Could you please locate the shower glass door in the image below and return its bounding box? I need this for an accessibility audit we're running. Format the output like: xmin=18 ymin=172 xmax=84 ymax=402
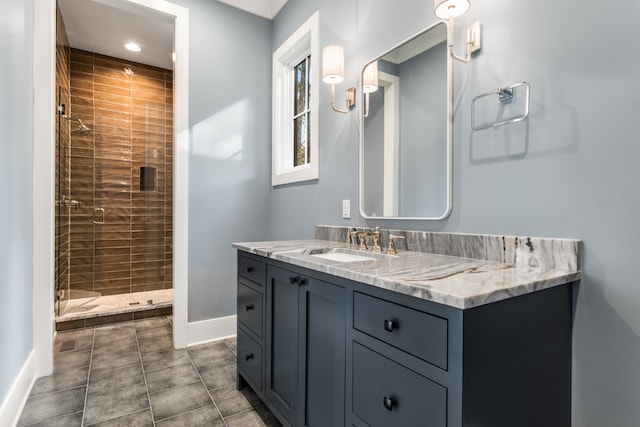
xmin=55 ymin=50 xmax=174 ymax=319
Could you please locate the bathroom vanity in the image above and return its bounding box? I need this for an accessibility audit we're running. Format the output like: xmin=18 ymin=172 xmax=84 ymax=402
xmin=234 ymin=227 xmax=580 ymax=427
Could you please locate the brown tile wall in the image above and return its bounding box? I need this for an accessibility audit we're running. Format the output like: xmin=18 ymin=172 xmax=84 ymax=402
xmin=67 ymin=48 xmax=173 ymax=299
xmin=55 ymin=6 xmax=71 ymax=315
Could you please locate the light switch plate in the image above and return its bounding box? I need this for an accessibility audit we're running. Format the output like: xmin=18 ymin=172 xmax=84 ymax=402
xmin=342 ymin=200 xmax=351 ymax=219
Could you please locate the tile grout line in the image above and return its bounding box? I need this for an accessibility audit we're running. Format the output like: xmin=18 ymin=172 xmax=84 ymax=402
xmin=79 ymin=328 xmax=96 ymax=427
xmin=134 ymin=320 xmax=157 ymax=426
xmin=185 ymin=345 xmax=230 ymax=427
xmin=220 ymin=338 xmax=243 ymax=425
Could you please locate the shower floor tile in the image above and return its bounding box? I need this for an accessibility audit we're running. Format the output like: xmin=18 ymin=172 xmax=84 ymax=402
xmin=57 ymin=289 xmax=173 ymax=321
xmin=16 ymin=317 xmax=281 ymax=427
xmin=56 ymin=289 xmax=173 ymax=331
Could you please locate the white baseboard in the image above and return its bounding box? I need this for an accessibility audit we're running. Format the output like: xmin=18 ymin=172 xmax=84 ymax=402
xmin=185 ymin=315 xmax=237 ymax=347
xmin=0 ymin=351 xmax=36 ymax=427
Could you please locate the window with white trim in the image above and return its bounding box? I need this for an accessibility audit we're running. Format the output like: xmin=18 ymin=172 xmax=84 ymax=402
xmin=272 ymin=12 xmax=319 ymax=186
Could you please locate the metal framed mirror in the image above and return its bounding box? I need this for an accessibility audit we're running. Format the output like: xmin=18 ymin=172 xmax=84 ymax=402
xmin=359 ymin=21 xmax=452 ymax=220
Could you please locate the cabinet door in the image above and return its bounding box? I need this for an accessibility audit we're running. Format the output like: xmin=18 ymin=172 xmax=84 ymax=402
xmin=266 ymin=265 xmax=301 ymax=425
xmin=299 ymin=277 xmax=346 ymax=427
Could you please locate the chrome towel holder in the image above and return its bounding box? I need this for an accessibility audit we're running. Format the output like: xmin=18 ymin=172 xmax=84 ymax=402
xmin=471 ymin=82 xmax=530 ymax=131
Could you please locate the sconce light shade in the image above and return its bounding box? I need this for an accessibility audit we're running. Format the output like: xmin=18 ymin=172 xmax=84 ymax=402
xmin=322 ymin=45 xmax=345 ymax=84
xmin=434 ymin=0 xmax=470 ymax=19
xmin=363 ymin=61 xmax=379 ymax=94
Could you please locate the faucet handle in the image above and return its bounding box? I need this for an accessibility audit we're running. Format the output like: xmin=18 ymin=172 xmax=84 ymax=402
xmin=348 ymin=229 xmax=358 ymax=245
xmin=371 ymin=231 xmax=382 ymax=253
xmin=357 ymin=232 xmax=368 ymax=251
xmin=386 ymin=234 xmax=405 ymax=255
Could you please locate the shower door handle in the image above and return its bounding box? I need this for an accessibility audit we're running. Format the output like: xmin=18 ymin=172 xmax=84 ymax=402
xmin=93 ymin=208 xmax=105 ymax=225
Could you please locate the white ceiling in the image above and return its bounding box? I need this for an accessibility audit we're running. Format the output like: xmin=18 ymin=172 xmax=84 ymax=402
xmin=58 ymin=0 xmax=288 ymax=70
xmin=218 ymin=0 xmax=289 ymax=20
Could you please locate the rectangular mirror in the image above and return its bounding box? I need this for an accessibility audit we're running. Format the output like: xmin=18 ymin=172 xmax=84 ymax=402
xmin=359 ymin=21 xmax=452 ymax=220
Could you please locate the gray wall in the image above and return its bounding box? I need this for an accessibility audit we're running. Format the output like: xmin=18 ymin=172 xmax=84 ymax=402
xmin=0 ymin=0 xmax=34 ymax=405
xmin=271 ymin=0 xmax=640 ymax=424
xmin=172 ymin=0 xmax=273 ymax=322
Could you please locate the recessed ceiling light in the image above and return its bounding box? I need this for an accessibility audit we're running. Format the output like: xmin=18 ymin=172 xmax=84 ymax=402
xmin=125 ymin=42 xmax=141 ymax=52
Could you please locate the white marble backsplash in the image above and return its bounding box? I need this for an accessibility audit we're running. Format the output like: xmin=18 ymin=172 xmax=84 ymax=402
xmin=315 ymin=225 xmax=580 ymax=271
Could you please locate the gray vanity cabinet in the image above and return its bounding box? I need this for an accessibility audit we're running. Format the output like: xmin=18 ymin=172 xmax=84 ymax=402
xmin=265 ymin=264 xmax=346 ymax=427
xmin=237 ymin=252 xmax=573 ymax=427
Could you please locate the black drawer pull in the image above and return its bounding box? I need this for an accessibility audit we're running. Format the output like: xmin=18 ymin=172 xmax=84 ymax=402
xmin=299 ymin=278 xmax=308 ymax=286
xmin=245 ymin=304 xmax=254 ymax=311
xmin=245 ymin=353 xmax=254 ymax=361
xmin=383 ymin=396 xmax=396 ymax=411
xmin=246 ymin=266 xmax=254 ymax=273
xmin=384 ymin=319 xmax=396 ymax=332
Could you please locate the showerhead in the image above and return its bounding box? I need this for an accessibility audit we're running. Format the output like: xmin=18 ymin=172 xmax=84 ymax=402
xmin=63 ymin=116 xmax=92 ymax=133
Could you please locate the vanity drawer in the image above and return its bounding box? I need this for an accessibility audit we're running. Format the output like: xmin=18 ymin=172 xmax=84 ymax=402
xmin=237 ymin=328 xmax=263 ymax=393
xmin=238 ymin=280 xmax=263 ymax=338
xmin=353 ymin=291 xmax=448 ymax=370
xmin=352 ymin=342 xmax=446 ymax=427
xmin=238 ymin=254 xmax=265 ymax=286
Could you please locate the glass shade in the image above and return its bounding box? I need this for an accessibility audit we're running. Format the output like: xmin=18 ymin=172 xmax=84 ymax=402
xmin=434 ymin=0 xmax=470 ymax=19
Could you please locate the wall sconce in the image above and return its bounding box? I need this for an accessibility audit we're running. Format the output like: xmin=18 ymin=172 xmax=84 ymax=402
xmin=362 ymin=61 xmax=378 ymax=117
xmin=434 ymin=0 xmax=481 ymax=63
xmin=322 ymin=45 xmax=356 ymax=113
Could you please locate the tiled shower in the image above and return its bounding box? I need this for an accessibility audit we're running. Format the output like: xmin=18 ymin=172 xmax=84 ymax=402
xmin=55 ymin=8 xmax=173 ymax=326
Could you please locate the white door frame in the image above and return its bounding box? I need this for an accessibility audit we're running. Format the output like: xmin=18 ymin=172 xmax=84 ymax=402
xmin=33 ymin=0 xmax=189 ymax=377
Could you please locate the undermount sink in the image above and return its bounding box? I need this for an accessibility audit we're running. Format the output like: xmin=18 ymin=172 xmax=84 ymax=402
xmin=305 ymin=247 xmax=380 ymax=263
xmin=311 ymin=251 xmax=377 ymax=263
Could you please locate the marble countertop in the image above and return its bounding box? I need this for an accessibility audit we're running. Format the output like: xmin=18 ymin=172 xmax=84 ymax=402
xmin=233 ymin=239 xmax=581 ymax=309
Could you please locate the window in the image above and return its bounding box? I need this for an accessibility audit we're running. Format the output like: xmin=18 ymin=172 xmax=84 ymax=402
xmin=272 ymin=12 xmax=319 ymax=186
xmin=293 ymin=55 xmax=311 ymax=167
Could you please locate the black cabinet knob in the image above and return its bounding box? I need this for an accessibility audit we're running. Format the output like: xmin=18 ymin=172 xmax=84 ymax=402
xmin=289 ymin=275 xmax=308 ymax=286
xmin=384 ymin=319 xmax=396 ymax=332
xmin=245 ymin=304 xmax=254 ymax=311
xmin=246 ymin=267 xmax=254 ymax=273
xmin=383 ymin=396 xmax=396 ymax=411
xmin=245 ymin=353 xmax=254 ymax=361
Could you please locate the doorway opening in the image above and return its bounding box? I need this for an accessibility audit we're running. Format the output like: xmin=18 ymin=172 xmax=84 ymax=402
xmin=55 ymin=0 xmax=176 ymax=329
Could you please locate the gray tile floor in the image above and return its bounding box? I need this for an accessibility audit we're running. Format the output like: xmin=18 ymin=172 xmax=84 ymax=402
xmin=17 ymin=317 xmax=281 ymax=426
